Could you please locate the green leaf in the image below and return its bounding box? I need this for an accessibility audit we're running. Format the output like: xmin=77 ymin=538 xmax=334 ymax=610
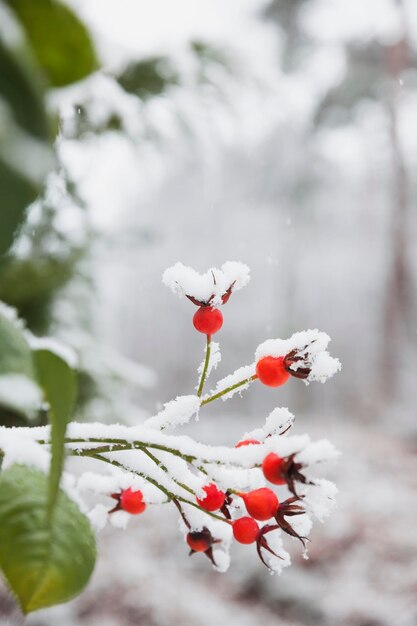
xmin=33 ymin=349 xmax=77 ymax=516
xmin=116 ymin=56 xmax=179 ymax=99
xmin=0 ymin=464 xmax=96 ymax=613
xmin=0 ymin=303 xmax=33 ymax=378
xmin=6 ymin=0 xmax=99 ymax=87
xmin=0 ymin=6 xmax=53 ymax=255
xmin=0 ymin=302 xmax=42 ymax=420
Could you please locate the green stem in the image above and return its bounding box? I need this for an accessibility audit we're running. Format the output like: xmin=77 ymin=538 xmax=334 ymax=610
xmin=139 ymin=446 xmax=196 ymax=496
xmin=71 ymin=443 xmax=197 ymax=495
xmin=197 ymin=334 xmax=211 ymax=397
xmin=200 ymin=375 xmax=258 ymax=406
xmin=88 ymin=452 xmax=228 ymax=524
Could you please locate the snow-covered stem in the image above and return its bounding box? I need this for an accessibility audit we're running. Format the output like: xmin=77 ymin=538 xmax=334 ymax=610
xmin=88 ymin=453 xmax=229 ymax=524
xmin=201 ymin=374 xmax=258 ymax=405
xmin=197 ymin=334 xmax=211 ymax=397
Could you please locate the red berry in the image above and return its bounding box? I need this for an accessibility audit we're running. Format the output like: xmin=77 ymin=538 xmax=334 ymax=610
xmin=120 ymin=488 xmax=146 ymax=515
xmin=233 ymin=517 xmax=260 ymax=544
xmin=193 ymin=306 xmax=223 ymax=335
xmin=235 ymin=439 xmax=260 ymax=448
xmin=196 ymin=483 xmax=225 ymax=511
xmin=241 ymin=488 xmax=279 ymax=521
xmin=262 ymin=452 xmax=286 ymax=485
xmin=186 ymin=530 xmax=211 ymax=552
xmin=256 ymin=356 xmax=290 ymax=387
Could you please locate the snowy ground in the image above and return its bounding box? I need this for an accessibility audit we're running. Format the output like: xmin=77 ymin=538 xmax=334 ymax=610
xmin=1 ymin=416 xmax=416 ymax=626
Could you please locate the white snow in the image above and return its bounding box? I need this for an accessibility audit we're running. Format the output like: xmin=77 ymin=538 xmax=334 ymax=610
xmin=0 ymin=301 xmax=23 ymax=326
xmin=144 ymin=395 xmax=200 ymax=429
xmin=26 ymin=334 xmax=79 ymax=368
xmin=196 ymin=341 xmax=221 ymax=384
xmin=88 ymin=503 xmax=109 ymax=531
xmin=0 ymin=375 xmax=43 ymax=420
xmin=162 ymin=261 xmax=250 ymax=305
xmin=243 ymin=407 xmax=295 ymax=441
xmin=203 ymin=363 xmax=257 ymax=402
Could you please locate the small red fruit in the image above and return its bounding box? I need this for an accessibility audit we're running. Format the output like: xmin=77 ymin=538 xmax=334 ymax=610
xmin=120 ymin=488 xmax=146 ymax=515
xmin=262 ymin=453 xmax=286 ymax=485
xmin=186 ymin=530 xmax=212 ymax=552
xmin=233 ymin=517 xmax=260 ymax=544
xmin=196 ymin=483 xmax=225 ymax=511
xmin=241 ymin=488 xmax=279 ymax=521
xmin=193 ymin=306 xmax=223 ymax=335
xmin=235 ymin=439 xmax=260 ymax=448
xmin=256 ymin=356 xmax=290 ymax=387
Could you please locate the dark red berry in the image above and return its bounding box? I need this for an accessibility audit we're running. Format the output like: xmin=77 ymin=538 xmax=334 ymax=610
xmin=196 ymin=483 xmax=225 ymax=511
xmin=186 ymin=530 xmax=212 ymax=552
xmin=241 ymin=488 xmax=279 ymax=521
xmin=235 ymin=439 xmax=260 ymax=448
xmin=262 ymin=453 xmax=287 ymax=485
xmin=256 ymin=356 xmax=290 ymax=387
xmin=233 ymin=517 xmax=260 ymax=544
xmin=120 ymin=488 xmax=146 ymax=515
xmin=193 ymin=306 xmax=223 ymax=335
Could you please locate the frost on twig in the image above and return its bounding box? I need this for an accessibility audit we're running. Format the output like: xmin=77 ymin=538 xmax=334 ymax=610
xmin=144 ymin=395 xmax=200 ymax=430
xmin=196 ymin=341 xmax=221 ymax=382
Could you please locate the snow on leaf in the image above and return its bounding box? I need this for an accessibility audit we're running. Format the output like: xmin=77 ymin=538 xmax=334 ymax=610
xmin=26 ymin=334 xmax=78 ymax=369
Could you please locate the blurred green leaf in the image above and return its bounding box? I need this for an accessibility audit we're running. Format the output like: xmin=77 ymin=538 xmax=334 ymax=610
xmin=0 ymin=300 xmax=33 ymax=380
xmin=5 ymin=0 xmax=98 ymax=87
xmin=0 ymin=16 xmax=52 ymax=255
xmin=117 ymin=56 xmax=179 ymax=99
xmin=0 ymin=464 xmax=96 ymax=613
xmin=0 ymin=302 xmax=42 ymax=419
xmin=33 ymin=349 xmax=77 ymax=516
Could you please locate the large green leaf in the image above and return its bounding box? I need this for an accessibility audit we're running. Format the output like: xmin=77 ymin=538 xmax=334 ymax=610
xmin=33 ymin=348 xmax=77 ymax=516
xmin=0 ymin=3 xmax=52 ymax=255
xmin=0 ymin=464 xmax=96 ymax=613
xmin=6 ymin=0 xmax=98 ymax=87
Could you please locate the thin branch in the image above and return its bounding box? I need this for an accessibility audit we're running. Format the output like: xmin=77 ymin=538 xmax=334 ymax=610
xmin=201 ymin=375 xmax=258 ymax=406
xmin=197 ymin=334 xmax=211 ymax=397
xmin=87 ymin=452 xmax=229 ymax=524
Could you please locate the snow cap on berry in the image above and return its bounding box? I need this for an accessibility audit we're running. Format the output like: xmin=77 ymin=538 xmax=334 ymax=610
xmin=162 ymin=261 xmax=250 ymax=306
xmin=255 ymin=330 xmax=341 ymax=384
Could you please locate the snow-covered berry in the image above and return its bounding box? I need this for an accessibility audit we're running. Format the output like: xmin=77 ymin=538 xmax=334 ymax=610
xmin=235 ymin=439 xmax=260 ymax=448
xmin=256 ymin=356 xmax=290 ymax=387
xmin=120 ymin=488 xmax=146 ymax=515
xmin=262 ymin=452 xmax=286 ymax=485
xmin=193 ymin=307 xmax=223 ymax=335
xmin=197 ymin=483 xmax=226 ymax=511
xmin=241 ymin=488 xmax=279 ymax=521
xmin=233 ymin=517 xmax=259 ymax=544
xmin=187 ymin=530 xmax=212 ymax=552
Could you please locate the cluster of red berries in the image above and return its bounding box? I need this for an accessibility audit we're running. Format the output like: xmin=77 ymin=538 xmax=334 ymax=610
xmin=108 ymin=442 xmax=308 ymax=569
xmin=185 ymin=481 xmax=306 ymax=568
xmin=185 ymin=441 xmax=308 ymax=568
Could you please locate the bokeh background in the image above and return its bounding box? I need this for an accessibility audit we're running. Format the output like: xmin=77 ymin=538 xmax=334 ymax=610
xmin=1 ymin=0 xmax=417 ymax=624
